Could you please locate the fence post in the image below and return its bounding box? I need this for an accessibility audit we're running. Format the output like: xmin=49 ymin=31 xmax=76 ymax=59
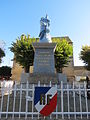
xmin=32 ymin=84 xmax=34 ymax=119
xmin=61 ymin=81 xmax=64 ymax=119
xmin=37 ymin=81 xmax=40 ymax=119
xmin=55 ymin=84 xmax=58 ymax=119
xmin=0 ymin=81 xmax=5 ymax=119
xmin=67 ymin=83 xmax=70 ymax=119
xmin=19 ymin=83 xmax=22 ymax=118
xmin=6 ymin=84 xmax=11 ymax=119
xmin=79 ymin=83 xmax=82 ymax=119
xmin=12 ymin=81 xmax=16 ymax=119
xmin=73 ymin=82 xmax=76 ymax=119
xmin=50 ymin=81 xmax=52 ymax=119
xmin=25 ymin=81 xmax=28 ymax=119
xmin=44 ymin=83 xmax=46 ymax=120
xmin=84 ymin=81 xmax=88 ymax=119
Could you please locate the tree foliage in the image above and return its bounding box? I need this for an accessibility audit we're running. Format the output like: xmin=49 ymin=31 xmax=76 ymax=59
xmin=0 ymin=66 xmax=12 ymax=79
xmin=0 ymin=48 xmax=5 ymax=63
xmin=54 ymin=39 xmax=73 ymax=73
xmin=80 ymin=45 xmax=90 ymax=70
xmin=10 ymin=34 xmax=35 ymax=73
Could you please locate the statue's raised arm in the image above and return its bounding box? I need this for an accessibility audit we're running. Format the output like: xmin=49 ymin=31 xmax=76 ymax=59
xmin=39 ymin=15 xmax=52 ymax=43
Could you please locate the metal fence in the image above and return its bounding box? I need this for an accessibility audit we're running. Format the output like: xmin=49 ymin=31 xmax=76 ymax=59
xmin=0 ymin=81 xmax=90 ymax=119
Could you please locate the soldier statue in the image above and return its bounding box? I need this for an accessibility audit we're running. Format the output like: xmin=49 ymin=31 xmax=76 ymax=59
xmin=39 ymin=15 xmax=52 ymax=43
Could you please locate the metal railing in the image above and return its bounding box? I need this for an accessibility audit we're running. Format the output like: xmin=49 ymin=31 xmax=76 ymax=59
xmin=0 ymin=81 xmax=90 ymax=119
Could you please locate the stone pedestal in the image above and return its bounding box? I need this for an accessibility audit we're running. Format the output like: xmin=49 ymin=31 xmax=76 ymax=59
xmin=21 ymin=42 xmax=58 ymax=84
xmin=33 ymin=43 xmax=56 ymax=74
xmin=21 ymin=73 xmax=58 ymax=84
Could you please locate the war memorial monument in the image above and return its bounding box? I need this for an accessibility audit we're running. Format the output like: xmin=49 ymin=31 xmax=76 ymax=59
xmin=33 ymin=15 xmax=56 ymax=74
xmin=21 ymin=15 xmax=59 ymax=83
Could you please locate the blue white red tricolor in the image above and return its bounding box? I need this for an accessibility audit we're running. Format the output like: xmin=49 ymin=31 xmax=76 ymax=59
xmin=34 ymin=86 xmax=57 ymax=116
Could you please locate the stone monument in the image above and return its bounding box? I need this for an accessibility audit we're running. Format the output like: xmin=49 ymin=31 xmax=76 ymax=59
xmin=33 ymin=15 xmax=56 ymax=74
xmin=21 ymin=15 xmax=58 ymax=84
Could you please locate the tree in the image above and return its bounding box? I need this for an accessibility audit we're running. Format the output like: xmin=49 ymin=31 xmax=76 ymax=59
xmin=0 ymin=66 xmax=12 ymax=79
xmin=0 ymin=48 xmax=5 ymax=63
xmin=10 ymin=34 xmax=34 ymax=73
xmin=80 ymin=45 xmax=90 ymax=70
xmin=54 ymin=39 xmax=73 ymax=73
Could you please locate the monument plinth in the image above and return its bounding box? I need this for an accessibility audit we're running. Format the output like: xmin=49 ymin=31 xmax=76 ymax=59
xmin=33 ymin=43 xmax=56 ymax=74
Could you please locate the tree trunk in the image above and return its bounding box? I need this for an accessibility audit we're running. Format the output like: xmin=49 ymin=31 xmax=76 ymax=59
xmin=24 ymin=66 xmax=30 ymax=73
xmin=56 ymin=67 xmax=63 ymax=73
xmin=60 ymin=67 xmax=63 ymax=73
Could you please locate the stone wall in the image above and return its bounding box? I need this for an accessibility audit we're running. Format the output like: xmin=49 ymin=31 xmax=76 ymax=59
xmin=74 ymin=66 xmax=90 ymax=77
xmin=11 ymin=62 xmax=23 ymax=81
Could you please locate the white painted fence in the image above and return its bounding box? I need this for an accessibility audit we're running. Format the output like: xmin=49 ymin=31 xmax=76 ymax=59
xmin=0 ymin=81 xmax=90 ymax=119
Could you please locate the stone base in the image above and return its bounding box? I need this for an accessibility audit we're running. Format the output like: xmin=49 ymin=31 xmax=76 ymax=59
xmin=21 ymin=73 xmax=58 ymax=84
xmin=57 ymin=73 xmax=67 ymax=83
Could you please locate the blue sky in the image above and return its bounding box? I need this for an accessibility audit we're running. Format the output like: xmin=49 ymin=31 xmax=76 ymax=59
xmin=0 ymin=0 xmax=90 ymax=67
